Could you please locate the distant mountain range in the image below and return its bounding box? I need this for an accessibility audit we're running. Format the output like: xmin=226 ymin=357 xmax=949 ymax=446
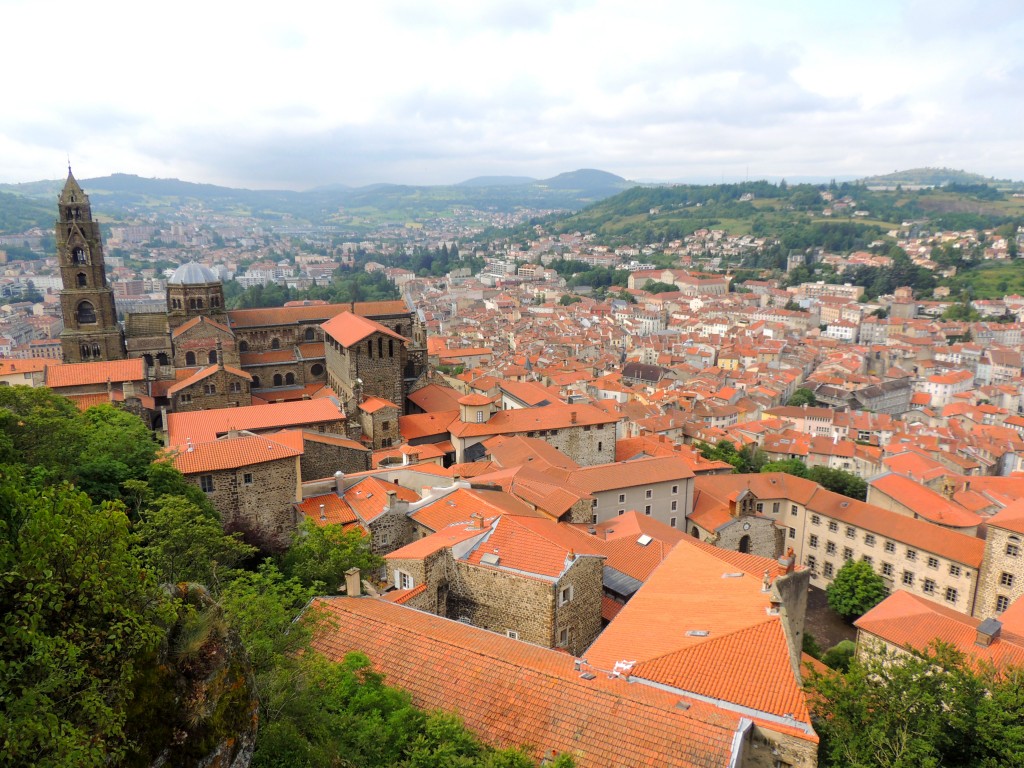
xmin=857 ymin=167 xmax=1019 ymax=188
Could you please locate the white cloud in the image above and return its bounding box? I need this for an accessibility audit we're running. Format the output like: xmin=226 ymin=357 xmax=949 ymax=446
xmin=2 ymin=0 xmax=1022 ymax=187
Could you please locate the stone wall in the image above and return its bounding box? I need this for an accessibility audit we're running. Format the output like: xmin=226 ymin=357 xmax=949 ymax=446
xmin=738 ymin=724 xmax=818 ymax=768
xmin=713 ymin=516 xmax=784 ymax=559
xmin=299 ymin=436 xmax=371 ymax=480
xmin=974 ymin=525 xmax=1024 ymax=619
xmin=544 ymin=423 xmax=616 ymax=466
xmin=172 ymin=321 xmax=236 ymax=369
xmin=552 ymin=556 xmax=605 ymax=656
xmin=447 ymin=563 xmax=556 ymax=648
xmin=188 ymin=455 xmax=299 ymax=552
xmin=172 ymin=368 xmax=252 ymax=412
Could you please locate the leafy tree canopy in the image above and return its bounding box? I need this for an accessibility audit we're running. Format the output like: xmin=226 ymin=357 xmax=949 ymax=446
xmin=826 ymin=560 xmax=888 ymax=622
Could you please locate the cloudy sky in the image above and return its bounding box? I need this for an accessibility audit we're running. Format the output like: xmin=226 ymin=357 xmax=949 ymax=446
xmin=2 ymin=0 xmax=1022 ymax=189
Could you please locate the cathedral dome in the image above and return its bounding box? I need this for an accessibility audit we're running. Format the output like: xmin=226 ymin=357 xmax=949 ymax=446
xmin=168 ymin=262 xmax=219 ymax=285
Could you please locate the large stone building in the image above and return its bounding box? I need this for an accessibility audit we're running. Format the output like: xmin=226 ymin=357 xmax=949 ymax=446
xmin=52 ymin=176 xmax=425 ymax=424
xmin=56 ymin=170 xmax=126 ymax=363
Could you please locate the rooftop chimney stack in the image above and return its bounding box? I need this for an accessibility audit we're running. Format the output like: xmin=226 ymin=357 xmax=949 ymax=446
xmin=570 ymin=410 xmax=578 ymax=424
xmin=319 ymin=503 xmax=326 ymax=523
xmin=344 ymin=567 xmax=361 ymax=597
xmin=334 ymin=470 xmax=345 ymax=497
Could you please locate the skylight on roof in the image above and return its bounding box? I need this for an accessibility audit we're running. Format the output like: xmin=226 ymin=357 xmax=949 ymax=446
xmin=637 ymin=534 xmax=653 ymax=546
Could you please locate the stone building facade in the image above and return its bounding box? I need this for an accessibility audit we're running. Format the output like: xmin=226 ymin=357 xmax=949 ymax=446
xmin=56 ymin=170 xmax=126 ymax=363
xmin=168 ymin=364 xmax=253 ymax=412
xmin=298 ymin=432 xmax=372 ymax=479
xmin=388 ymin=545 xmax=604 ymax=657
xmin=973 ymin=505 xmax=1024 ymax=619
xmin=174 ymin=432 xmax=303 ymax=552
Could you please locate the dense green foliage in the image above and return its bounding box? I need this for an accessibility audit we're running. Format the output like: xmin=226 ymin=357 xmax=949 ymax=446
xmin=807 ymin=642 xmax=1024 ymax=768
xmin=759 ymin=460 xmax=867 ymax=501
xmin=787 ymin=388 xmax=818 ymax=407
xmin=825 ymin=560 xmax=888 ymax=621
xmin=0 ymin=387 xmax=568 ymax=767
xmin=229 ymin=269 xmax=399 ymax=309
xmin=695 ymin=440 xmax=765 ymax=473
xmin=0 ymin=472 xmax=172 ymax=766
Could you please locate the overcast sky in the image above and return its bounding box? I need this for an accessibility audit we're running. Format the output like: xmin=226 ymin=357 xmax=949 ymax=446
xmin=2 ymin=0 xmax=1021 ymax=189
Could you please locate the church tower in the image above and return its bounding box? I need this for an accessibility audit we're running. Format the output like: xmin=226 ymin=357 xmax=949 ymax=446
xmin=57 ymin=169 xmax=126 ymax=363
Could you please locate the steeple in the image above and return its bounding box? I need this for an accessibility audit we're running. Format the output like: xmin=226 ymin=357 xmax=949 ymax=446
xmin=57 ymin=168 xmax=126 ymax=363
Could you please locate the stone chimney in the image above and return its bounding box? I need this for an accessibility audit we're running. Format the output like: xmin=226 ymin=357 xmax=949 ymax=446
xmin=334 ymin=470 xmax=345 ymax=497
xmin=570 ymin=410 xmax=578 ymax=424
xmin=469 ymin=512 xmax=484 ymax=529
xmin=344 ymin=567 xmax=361 ymax=597
xmin=976 ymin=618 xmax=1001 ymax=647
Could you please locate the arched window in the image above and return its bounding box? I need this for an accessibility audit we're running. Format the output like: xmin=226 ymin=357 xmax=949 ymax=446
xmin=157 ymin=353 xmax=169 ymax=366
xmin=366 ymin=339 xmax=373 ymax=359
xmin=76 ymin=301 xmax=96 ymax=324
xmin=395 ymin=324 xmax=403 ymax=337
xmin=310 ymin=363 xmax=324 ymax=377
xmin=208 ymin=350 xmax=217 ymax=365
xmin=239 ymin=340 xmax=249 ymax=352
xmin=71 ymin=247 xmax=86 ymax=264
xmin=691 ymin=526 xmax=700 ymax=538
xmin=189 ymin=298 xmax=197 ymax=310
xmin=251 ymin=376 xmax=261 ymax=388
xmin=285 ymin=372 xmax=295 ymax=385
xmin=738 ymin=535 xmax=751 ymax=554
xmin=271 ymin=338 xmax=281 ymax=350
xmin=378 ymin=337 xmax=383 ymax=357
xmin=273 ymin=374 xmax=283 ymax=387
xmin=304 ymin=327 xmax=315 ymax=342
xmin=92 ymin=344 xmax=101 ymax=358
xmin=80 ymin=344 xmax=91 ymax=359
xmin=143 ymin=354 xmax=154 ymax=367
xmin=196 ymin=297 xmax=204 ymax=309
xmin=76 ymin=272 xmax=87 ymax=287
xmin=388 ymin=339 xmax=394 ymax=357
xmin=185 ymin=351 xmax=196 ymax=366
xmin=211 ymin=296 xmax=220 ymax=307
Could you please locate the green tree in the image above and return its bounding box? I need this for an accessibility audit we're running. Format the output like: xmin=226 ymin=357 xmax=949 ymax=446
xmin=806 ymin=466 xmax=868 ymax=501
xmin=761 ymin=459 xmax=809 ymax=478
xmin=826 ymin=560 xmax=887 ymax=621
xmin=558 ymin=294 xmax=581 ymax=306
xmin=279 ymin=519 xmax=383 ymax=594
xmin=641 ymin=280 xmax=678 ymax=294
xmin=787 ymin=388 xmax=818 ymax=407
xmin=133 ymin=494 xmax=256 ymax=586
xmin=807 ymin=641 xmax=1024 ymax=768
xmin=0 ymin=471 xmax=171 ymax=766
xmin=820 ymin=640 xmax=856 ymax=672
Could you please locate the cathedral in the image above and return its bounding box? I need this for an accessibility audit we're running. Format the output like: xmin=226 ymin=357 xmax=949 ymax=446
xmin=55 ymin=170 xmax=427 ymax=436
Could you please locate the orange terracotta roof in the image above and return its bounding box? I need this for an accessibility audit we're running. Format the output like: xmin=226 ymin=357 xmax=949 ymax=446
xmin=987 ymin=498 xmax=1024 ymax=535
xmin=387 ymin=521 xmax=491 ymax=559
xmin=295 ymin=492 xmax=359 ymax=528
xmin=227 ymin=300 xmax=408 ymax=329
xmin=344 ymin=476 xmax=420 ymax=524
xmin=856 ymin=590 xmax=1024 ymax=669
xmin=170 ymin=430 xmax=303 ymax=474
xmin=308 ymin=596 xmax=741 ymax=767
xmin=567 ymin=455 xmax=695 ymax=493
xmin=449 ymin=402 xmax=618 ymax=438
xmin=586 ymin=537 xmax=814 ymax=732
xmin=0 ymin=358 xmax=48 ymax=374
xmin=66 ymin=391 xmax=118 ymax=411
xmin=44 ymin=358 xmax=146 ymax=388
xmin=295 ymin=342 xmax=325 ymax=359
xmin=359 ymin=396 xmax=398 ymax=413
xmin=399 ymin=410 xmax=458 ymax=440
xmin=167 ymin=364 xmax=251 ymax=395
xmin=166 ymin=398 xmax=344 ymax=447
xmin=870 ymin=473 xmax=981 ymax=529
xmin=407 ymin=383 xmax=463 ymax=413
xmin=170 ymin=315 xmax=232 ymax=338
xmin=321 ymin=311 xmax=407 ymax=348
xmin=382 ymin=584 xmax=427 ymax=604
xmin=457 ymin=393 xmax=494 ymax=406
xmin=410 ymin=487 xmax=541 ymax=533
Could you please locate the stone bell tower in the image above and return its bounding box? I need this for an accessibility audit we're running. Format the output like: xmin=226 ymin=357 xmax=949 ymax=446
xmin=57 ymin=168 xmax=126 ymax=363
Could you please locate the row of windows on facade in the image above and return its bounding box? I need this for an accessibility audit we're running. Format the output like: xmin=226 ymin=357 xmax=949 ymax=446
xmin=804 ymin=553 xmax=965 ymax=605
xmin=594 ymin=485 xmax=681 ymax=507
xmin=235 ymin=329 xmax=318 ymax=352
xmin=595 ymin=511 xmax=679 ymax=528
xmin=807 ymin=529 xmax=971 ymax=576
xmin=170 ymin=296 xmax=221 ymax=309
xmin=179 ymin=381 xmax=246 ymax=403
xmin=200 ymin=472 xmax=253 ymax=492
xmin=248 ymin=366 xmax=324 ymax=389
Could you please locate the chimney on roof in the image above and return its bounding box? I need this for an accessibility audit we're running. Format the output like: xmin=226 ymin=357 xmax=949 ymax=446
xmin=344 ymin=567 xmax=361 ymax=597
xmin=334 ymin=470 xmax=345 ymax=498
xmin=778 ymin=548 xmax=796 ymax=575
xmin=570 ymin=410 xmax=577 ymax=424
xmin=386 ymin=489 xmax=397 ymax=510
xmin=470 ymin=512 xmax=484 ymax=529
xmin=976 ymin=617 xmax=1002 ymax=647
xmin=319 ymin=503 xmax=326 ymax=523
xmin=762 ymin=570 xmax=771 ymax=592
